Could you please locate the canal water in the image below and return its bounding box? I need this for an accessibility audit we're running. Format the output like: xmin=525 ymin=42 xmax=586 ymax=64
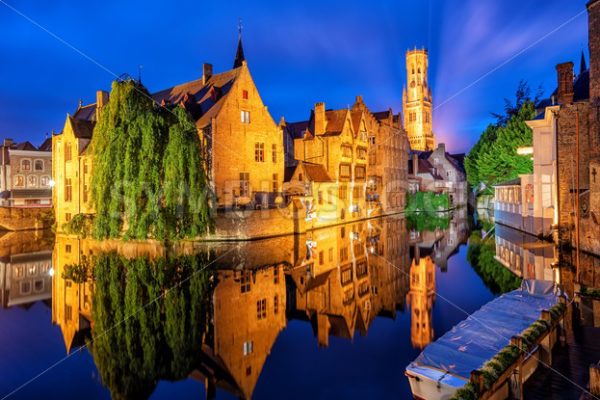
xmin=0 ymin=209 xmax=589 ymax=399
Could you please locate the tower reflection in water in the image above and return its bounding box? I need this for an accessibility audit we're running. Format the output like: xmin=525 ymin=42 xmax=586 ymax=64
xmin=52 ymin=214 xmax=468 ymax=399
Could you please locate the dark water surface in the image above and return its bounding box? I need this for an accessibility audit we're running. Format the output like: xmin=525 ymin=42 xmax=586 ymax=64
xmin=0 ymin=212 xmax=507 ymax=399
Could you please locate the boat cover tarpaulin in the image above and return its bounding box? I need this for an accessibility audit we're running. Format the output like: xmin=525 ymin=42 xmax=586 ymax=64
xmin=409 ymin=279 xmax=560 ymax=380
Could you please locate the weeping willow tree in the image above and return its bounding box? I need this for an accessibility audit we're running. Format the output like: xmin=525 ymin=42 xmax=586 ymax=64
xmin=90 ymin=252 xmax=213 ymax=399
xmin=90 ymin=79 xmax=212 ymax=241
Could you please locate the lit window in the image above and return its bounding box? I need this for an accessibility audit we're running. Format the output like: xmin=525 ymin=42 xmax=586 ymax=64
xmin=27 ymin=175 xmax=38 ymax=188
xmin=13 ymin=175 xmax=25 ymax=188
xmin=272 ymin=144 xmax=277 ymax=163
xmin=241 ymin=110 xmax=250 ymax=124
xmin=243 ymin=341 xmax=253 ymax=356
xmin=65 ymin=178 xmax=72 ymax=202
xmin=40 ymin=175 xmax=51 ymax=186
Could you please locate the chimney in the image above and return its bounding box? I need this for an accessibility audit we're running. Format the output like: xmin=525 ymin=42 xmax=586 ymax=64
xmin=314 ymin=102 xmax=326 ymax=135
xmin=412 ymin=154 xmax=419 ymax=176
xmin=438 ymin=143 xmax=446 ymax=154
xmin=589 ymin=0 xmax=600 ymax=101
xmin=3 ymin=138 xmax=13 ymax=147
xmin=202 ymin=63 xmax=213 ymax=85
xmin=556 ymin=62 xmax=574 ymax=104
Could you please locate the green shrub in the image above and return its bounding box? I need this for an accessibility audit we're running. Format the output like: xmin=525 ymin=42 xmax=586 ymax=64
xmin=406 ymin=192 xmax=450 ymax=212
xmin=62 ymin=213 xmax=94 ymax=237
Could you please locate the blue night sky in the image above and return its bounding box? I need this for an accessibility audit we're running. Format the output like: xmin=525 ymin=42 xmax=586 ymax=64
xmin=0 ymin=0 xmax=590 ymax=154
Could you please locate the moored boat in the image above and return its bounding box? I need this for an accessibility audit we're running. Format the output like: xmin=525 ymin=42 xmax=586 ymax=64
xmin=405 ymin=280 xmax=561 ymax=400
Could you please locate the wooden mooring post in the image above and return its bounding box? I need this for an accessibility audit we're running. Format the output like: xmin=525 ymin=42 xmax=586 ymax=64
xmin=591 ymin=362 xmax=600 ymax=396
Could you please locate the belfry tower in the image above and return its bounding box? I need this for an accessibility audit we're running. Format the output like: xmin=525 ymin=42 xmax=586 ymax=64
xmin=403 ymin=48 xmax=435 ymax=151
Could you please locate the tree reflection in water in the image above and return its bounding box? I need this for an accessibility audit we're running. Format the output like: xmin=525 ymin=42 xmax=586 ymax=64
xmin=90 ymin=253 xmax=213 ymax=399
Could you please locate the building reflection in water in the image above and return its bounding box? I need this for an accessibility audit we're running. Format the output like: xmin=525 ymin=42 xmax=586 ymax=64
xmin=0 ymin=231 xmax=53 ymax=309
xmin=494 ymin=224 xmax=557 ymax=282
xmin=51 ymin=213 xmax=468 ymax=399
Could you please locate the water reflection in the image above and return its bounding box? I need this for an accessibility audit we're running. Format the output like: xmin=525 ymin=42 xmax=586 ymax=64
xmin=0 ymin=212 xmax=477 ymax=399
xmin=0 ymin=231 xmax=53 ymax=309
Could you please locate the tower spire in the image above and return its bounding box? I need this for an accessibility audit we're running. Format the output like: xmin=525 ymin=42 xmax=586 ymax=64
xmin=580 ymin=50 xmax=588 ymax=75
xmin=233 ymin=18 xmax=246 ymax=68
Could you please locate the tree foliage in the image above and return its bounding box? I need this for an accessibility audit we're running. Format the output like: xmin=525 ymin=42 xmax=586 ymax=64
xmin=90 ymin=252 xmax=213 ymax=399
xmin=465 ymin=81 xmax=537 ymax=193
xmin=89 ymin=79 xmax=212 ymax=241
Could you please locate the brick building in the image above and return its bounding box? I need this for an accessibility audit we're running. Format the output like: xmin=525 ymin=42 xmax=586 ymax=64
xmin=403 ymin=48 xmax=435 ymax=151
xmin=0 ymin=138 xmax=52 ymax=207
xmin=53 ymin=35 xmax=284 ymax=229
xmin=528 ymin=0 xmax=600 ymax=255
xmin=284 ymin=96 xmax=408 ymax=221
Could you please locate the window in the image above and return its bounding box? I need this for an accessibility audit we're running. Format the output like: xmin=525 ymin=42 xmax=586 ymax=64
xmin=65 ymin=143 xmax=72 ymax=161
xmin=340 ymin=247 xmax=349 ymax=262
xmin=318 ymin=191 xmax=323 ymax=205
xmin=242 ymin=90 xmax=249 ymax=100
xmin=369 ymin=136 xmax=376 ymax=146
xmin=241 ymin=110 xmax=250 ymax=124
xmin=256 ymin=299 xmax=267 ymax=320
xmin=20 ymin=281 xmax=31 ymax=295
xmin=13 ymin=175 xmax=25 ymax=187
xmin=83 ymin=160 xmax=88 ymax=174
xmin=338 ymin=185 xmax=347 ymax=201
xmin=319 ymin=251 xmax=324 ymax=265
xmin=21 ymin=159 xmax=31 ymax=171
xmin=339 ymin=164 xmax=351 ymax=179
xmin=341 ymin=227 xmax=346 ymax=238
xmin=34 ymin=159 xmax=44 ymax=171
xmin=355 ymin=166 xmax=366 ymax=180
xmin=246 ymin=367 xmax=252 ymax=376
xmin=83 ymin=184 xmax=89 ymax=203
xmin=65 ymin=213 xmax=71 ymax=222
xmin=243 ymin=341 xmax=253 ymax=356
xmin=341 ymin=145 xmax=352 ymax=158
xmin=274 ymin=295 xmax=279 ymax=314
xmin=65 ymin=244 xmax=72 ymax=253
xmin=328 ymin=248 xmax=334 ymax=262
xmin=341 ymin=268 xmax=352 ymax=285
xmin=357 ymin=147 xmax=367 ymax=160
xmin=274 ymin=268 xmax=279 ymax=284
xmin=327 ymin=188 xmax=333 ymax=205
xmin=65 ymin=178 xmax=72 ymax=202
xmin=272 ymin=173 xmax=279 ymax=193
xmin=272 ymin=144 xmax=277 ymax=163
xmin=40 ymin=175 xmax=50 ymax=187
xmin=239 ymin=172 xmax=250 ymax=197
xmin=241 ymin=272 xmax=251 ymax=293
xmin=27 ymin=175 xmax=38 ymax=188
xmin=254 ymin=142 xmax=264 ymax=162
xmin=65 ymin=305 xmax=72 ymax=321
xmin=525 ymin=184 xmax=534 ymax=204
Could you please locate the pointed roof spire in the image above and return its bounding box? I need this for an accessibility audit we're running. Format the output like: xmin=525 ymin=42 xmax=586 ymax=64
xmin=580 ymin=50 xmax=588 ymax=75
xmin=233 ymin=18 xmax=246 ymax=68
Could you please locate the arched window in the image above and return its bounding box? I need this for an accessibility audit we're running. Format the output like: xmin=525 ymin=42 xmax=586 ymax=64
xmin=34 ymin=159 xmax=44 ymax=171
xmin=21 ymin=159 xmax=31 ymax=171
xmin=27 ymin=175 xmax=38 ymax=188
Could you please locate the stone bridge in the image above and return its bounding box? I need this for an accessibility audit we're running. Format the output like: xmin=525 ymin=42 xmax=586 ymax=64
xmin=0 ymin=207 xmax=54 ymax=231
